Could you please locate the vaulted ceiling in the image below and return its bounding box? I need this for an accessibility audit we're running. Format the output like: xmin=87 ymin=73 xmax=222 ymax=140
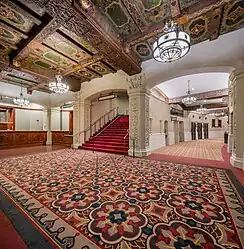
xmin=0 ymin=0 xmax=243 ymax=93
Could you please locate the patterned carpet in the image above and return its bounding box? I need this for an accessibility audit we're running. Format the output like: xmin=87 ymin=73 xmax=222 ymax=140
xmin=154 ymin=140 xmax=224 ymax=161
xmin=0 ymin=149 xmax=243 ymax=249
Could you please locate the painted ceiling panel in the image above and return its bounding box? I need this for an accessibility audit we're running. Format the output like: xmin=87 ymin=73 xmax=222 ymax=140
xmin=219 ymin=0 xmax=244 ymax=35
xmin=0 ymin=2 xmax=35 ymax=33
xmin=0 ymin=22 xmax=24 ymax=45
xmin=58 ymin=27 xmax=98 ymax=54
xmin=43 ymin=32 xmax=91 ymax=63
xmin=29 ymin=42 xmax=77 ymax=69
xmin=87 ymin=61 xmax=115 ymax=75
xmin=91 ymin=0 xmax=139 ymax=36
xmin=76 ymin=67 xmax=100 ymax=80
xmin=138 ymin=0 xmax=172 ymax=23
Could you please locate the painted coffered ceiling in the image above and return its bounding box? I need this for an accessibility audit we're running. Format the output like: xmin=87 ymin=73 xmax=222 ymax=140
xmin=0 ymin=0 xmax=243 ymax=94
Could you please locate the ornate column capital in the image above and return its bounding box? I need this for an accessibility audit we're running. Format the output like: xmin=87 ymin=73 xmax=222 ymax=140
xmin=126 ymin=73 xmax=151 ymax=95
xmin=230 ymin=68 xmax=244 ymax=82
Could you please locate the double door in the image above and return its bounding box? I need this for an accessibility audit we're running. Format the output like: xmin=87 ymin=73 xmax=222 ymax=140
xmin=191 ymin=122 xmax=209 ymax=140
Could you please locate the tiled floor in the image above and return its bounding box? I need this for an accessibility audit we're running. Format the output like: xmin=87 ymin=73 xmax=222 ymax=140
xmin=153 ymin=139 xmax=224 ymax=161
xmin=149 ymin=141 xmax=244 ymax=185
xmin=0 ymin=145 xmax=68 ymax=159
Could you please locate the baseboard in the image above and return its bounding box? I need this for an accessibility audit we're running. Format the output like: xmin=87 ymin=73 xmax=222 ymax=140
xmin=128 ymin=148 xmax=151 ymax=157
xmin=230 ymin=155 xmax=243 ymax=170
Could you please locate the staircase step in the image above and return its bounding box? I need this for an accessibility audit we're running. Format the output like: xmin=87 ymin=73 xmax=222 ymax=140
xmin=91 ymin=138 xmax=128 ymax=143
xmin=79 ymin=114 xmax=129 ymax=155
xmin=80 ymin=146 xmax=128 ymax=155
xmin=87 ymin=140 xmax=128 ymax=146
xmin=82 ymin=143 xmax=128 ymax=150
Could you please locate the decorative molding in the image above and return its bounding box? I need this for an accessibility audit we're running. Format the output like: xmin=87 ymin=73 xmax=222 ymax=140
xmin=127 ymin=73 xmax=146 ymax=90
xmin=169 ymin=88 xmax=229 ymax=103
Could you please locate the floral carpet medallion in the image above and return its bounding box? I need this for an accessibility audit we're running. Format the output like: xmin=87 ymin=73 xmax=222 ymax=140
xmin=0 ymin=149 xmax=243 ymax=249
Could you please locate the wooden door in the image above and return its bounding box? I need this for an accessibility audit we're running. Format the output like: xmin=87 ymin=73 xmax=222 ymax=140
xmin=191 ymin=122 xmax=196 ymax=140
xmin=203 ymin=123 xmax=209 ymax=139
xmin=197 ymin=123 xmax=203 ymax=139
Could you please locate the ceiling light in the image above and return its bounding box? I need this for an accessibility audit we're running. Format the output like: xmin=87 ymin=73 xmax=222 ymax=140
xmin=13 ymin=84 xmax=29 ymax=106
xmin=196 ymin=105 xmax=207 ymax=113
xmin=153 ymin=21 xmax=191 ymax=63
xmin=98 ymin=94 xmax=116 ymax=101
xmin=182 ymin=80 xmax=196 ymax=105
xmin=49 ymin=75 xmax=69 ymax=94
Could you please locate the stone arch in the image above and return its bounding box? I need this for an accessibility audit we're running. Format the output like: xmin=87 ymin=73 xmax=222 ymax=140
xmin=145 ymin=66 xmax=233 ymax=90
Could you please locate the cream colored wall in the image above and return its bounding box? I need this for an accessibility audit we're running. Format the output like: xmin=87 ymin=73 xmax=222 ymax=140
xmin=90 ymin=96 xmax=129 ymax=124
xmin=61 ymin=112 xmax=70 ymax=131
xmin=148 ymin=89 xmax=228 ymax=151
xmin=15 ymin=109 xmax=44 ymax=131
xmin=149 ymin=88 xmax=170 ymax=150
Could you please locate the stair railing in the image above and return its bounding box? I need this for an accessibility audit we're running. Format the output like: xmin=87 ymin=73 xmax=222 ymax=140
xmin=91 ymin=109 xmax=128 ymax=153
xmin=74 ymin=107 xmax=119 ymax=145
xmin=123 ymin=130 xmax=129 ymax=156
xmin=94 ymin=109 xmax=128 ymax=139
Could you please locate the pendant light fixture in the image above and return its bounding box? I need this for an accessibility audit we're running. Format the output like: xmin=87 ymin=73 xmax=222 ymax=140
xmin=182 ymin=80 xmax=196 ymax=105
xmin=49 ymin=60 xmax=69 ymax=94
xmin=153 ymin=20 xmax=191 ymax=63
xmin=13 ymin=84 xmax=30 ymax=106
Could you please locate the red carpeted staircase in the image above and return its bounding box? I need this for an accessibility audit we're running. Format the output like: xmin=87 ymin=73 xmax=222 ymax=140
xmin=79 ymin=115 xmax=129 ymax=154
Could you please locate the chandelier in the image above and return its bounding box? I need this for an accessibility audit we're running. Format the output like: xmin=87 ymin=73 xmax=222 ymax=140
xmin=13 ymin=84 xmax=30 ymax=106
xmin=49 ymin=75 xmax=69 ymax=94
xmin=153 ymin=21 xmax=191 ymax=63
xmin=196 ymin=105 xmax=207 ymax=113
xmin=182 ymin=80 xmax=196 ymax=105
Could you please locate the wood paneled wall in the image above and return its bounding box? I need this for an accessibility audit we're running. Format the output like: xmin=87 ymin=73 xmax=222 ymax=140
xmin=52 ymin=131 xmax=73 ymax=146
xmin=0 ymin=131 xmax=47 ymax=149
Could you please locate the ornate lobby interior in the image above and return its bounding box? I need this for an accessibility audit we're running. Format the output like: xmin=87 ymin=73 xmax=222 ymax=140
xmin=0 ymin=0 xmax=244 ymax=248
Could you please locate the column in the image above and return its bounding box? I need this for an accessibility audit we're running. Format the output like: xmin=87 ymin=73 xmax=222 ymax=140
xmin=228 ymin=80 xmax=234 ymax=153
xmin=46 ymin=108 xmax=52 ymax=145
xmin=72 ymin=93 xmax=80 ymax=148
xmin=230 ymin=69 xmax=244 ymax=170
xmin=79 ymin=100 xmax=91 ymax=144
xmin=127 ymin=74 xmax=151 ymax=157
xmin=72 ymin=92 xmax=91 ymax=148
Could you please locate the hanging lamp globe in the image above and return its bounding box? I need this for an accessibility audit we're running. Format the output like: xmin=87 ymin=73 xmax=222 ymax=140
xmin=49 ymin=75 xmax=69 ymax=94
xmin=153 ymin=21 xmax=191 ymax=63
xmin=181 ymin=80 xmax=197 ymax=105
xmin=13 ymin=93 xmax=30 ymax=106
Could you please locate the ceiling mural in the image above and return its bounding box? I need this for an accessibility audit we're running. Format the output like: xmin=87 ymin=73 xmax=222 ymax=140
xmin=0 ymin=2 xmax=35 ymax=33
xmin=0 ymin=0 xmax=243 ymax=93
xmin=43 ymin=32 xmax=91 ymax=63
xmin=178 ymin=0 xmax=200 ymax=10
xmin=87 ymin=61 xmax=115 ymax=76
xmin=92 ymin=0 xmax=139 ymax=36
xmin=139 ymin=0 xmax=171 ymax=23
xmin=220 ymin=0 xmax=244 ymax=35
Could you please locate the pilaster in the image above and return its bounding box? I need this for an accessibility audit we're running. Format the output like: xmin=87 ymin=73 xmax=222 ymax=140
xmin=46 ymin=108 xmax=52 ymax=145
xmin=127 ymin=74 xmax=151 ymax=157
xmin=229 ymin=69 xmax=244 ymax=170
xmin=72 ymin=92 xmax=91 ymax=148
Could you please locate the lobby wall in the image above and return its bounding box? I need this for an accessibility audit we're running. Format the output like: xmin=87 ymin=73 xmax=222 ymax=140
xmin=148 ymin=89 xmax=228 ymax=152
xmin=90 ymin=96 xmax=129 ymax=125
xmin=15 ymin=109 xmax=44 ymax=131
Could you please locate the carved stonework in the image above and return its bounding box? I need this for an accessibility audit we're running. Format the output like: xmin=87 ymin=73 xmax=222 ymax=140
xmin=128 ymin=77 xmax=151 ymax=156
xmin=145 ymin=96 xmax=149 ymax=147
xmin=130 ymin=97 xmax=139 ymax=149
xmin=127 ymin=73 xmax=146 ymax=90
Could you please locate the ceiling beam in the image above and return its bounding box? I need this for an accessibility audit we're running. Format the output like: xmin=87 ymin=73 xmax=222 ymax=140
xmin=169 ymin=88 xmax=228 ymax=104
xmin=186 ymin=102 xmax=228 ymax=111
xmin=9 ymin=13 xmax=53 ymax=63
